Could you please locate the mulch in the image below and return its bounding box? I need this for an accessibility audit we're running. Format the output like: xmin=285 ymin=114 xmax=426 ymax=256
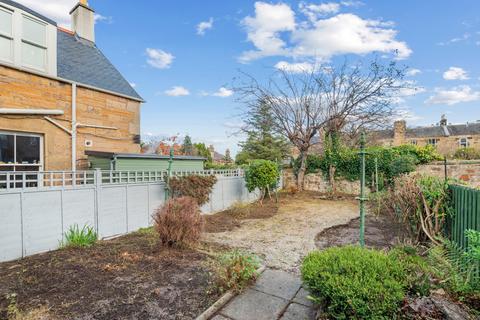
xmin=204 ymin=200 xmax=279 ymax=233
xmin=0 ymin=230 xmax=221 ymax=320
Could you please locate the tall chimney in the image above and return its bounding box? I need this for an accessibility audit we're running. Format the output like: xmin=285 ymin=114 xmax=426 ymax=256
xmin=393 ymin=120 xmax=406 ymax=146
xmin=70 ymin=0 xmax=95 ymax=42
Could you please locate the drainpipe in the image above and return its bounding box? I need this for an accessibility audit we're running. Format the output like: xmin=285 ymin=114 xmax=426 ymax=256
xmin=71 ymin=83 xmax=77 ymax=172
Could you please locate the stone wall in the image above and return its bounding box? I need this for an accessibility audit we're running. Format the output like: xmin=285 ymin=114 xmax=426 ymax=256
xmin=0 ymin=65 xmax=141 ymax=170
xmin=416 ymin=160 xmax=480 ymax=187
xmin=283 ymin=169 xmax=363 ymax=195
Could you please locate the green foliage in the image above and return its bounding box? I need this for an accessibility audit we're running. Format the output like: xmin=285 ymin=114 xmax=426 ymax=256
xmin=223 ymin=149 xmax=233 ymax=163
xmin=169 ymin=175 xmax=217 ymax=206
xmin=294 ymin=144 xmax=441 ymax=186
xmin=214 ymin=250 xmax=261 ymax=292
xmin=244 ymin=160 xmax=280 ymax=195
xmin=236 ymin=99 xmax=290 ymax=165
xmin=302 ymin=246 xmax=430 ymax=319
xmin=181 ymin=135 xmax=195 ymax=156
xmin=454 ymin=147 xmax=480 ymax=160
xmin=204 ymin=162 xmax=238 ymax=170
xmin=428 ymin=236 xmax=480 ymax=297
xmin=62 ymin=224 xmax=97 ymax=248
xmin=194 ymin=142 xmax=213 ymax=163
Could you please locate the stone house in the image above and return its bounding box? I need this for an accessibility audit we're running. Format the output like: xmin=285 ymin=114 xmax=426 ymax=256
xmin=372 ymin=115 xmax=480 ymax=156
xmin=0 ymin=0 xmax=142 ymax=172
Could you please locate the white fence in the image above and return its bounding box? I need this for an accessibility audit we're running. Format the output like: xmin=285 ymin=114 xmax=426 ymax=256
xmin=0 ymin=169 xmax=257 ymax=262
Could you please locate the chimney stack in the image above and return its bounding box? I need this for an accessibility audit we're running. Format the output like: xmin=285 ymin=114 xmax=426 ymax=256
xmin=70 ymin=0 xmax=95 ymax=42
xmin=440 ymin=114 xmax=447 ymax=126
xmin=393 ymin=120 xmax=406 ymax=146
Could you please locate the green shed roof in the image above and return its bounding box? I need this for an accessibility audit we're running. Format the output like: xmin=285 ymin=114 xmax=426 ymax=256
xmin=85 ymin=151 xmax=206 ymax=161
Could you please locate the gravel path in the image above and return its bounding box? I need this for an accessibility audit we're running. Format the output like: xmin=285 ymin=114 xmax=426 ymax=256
xmin=203 ymin=196 xmax=358 ymax=273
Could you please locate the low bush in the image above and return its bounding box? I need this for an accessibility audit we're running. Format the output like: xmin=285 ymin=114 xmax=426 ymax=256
xmin=301 ymin=246 xmax=431 ymax=319
xmin=453 ymin=147 xmax=480 ymax=160
xmin=169 ymin=175 xmax=217 ymax=206
xmin=214 ymin=250 xmax=260 ymax=293
xmin=62 ymin=224 xmax=97 ymax=248
xmin=153 ymin=196 xmax=203 ymax=247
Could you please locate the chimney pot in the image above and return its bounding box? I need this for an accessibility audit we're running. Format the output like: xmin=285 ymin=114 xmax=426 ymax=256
xmin=70 ymin=1 xmax=95 ymax=42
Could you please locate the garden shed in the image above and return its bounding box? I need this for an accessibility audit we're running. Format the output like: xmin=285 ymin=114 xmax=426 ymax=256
xmin=86 ymin=151 xmax=206 ymax=171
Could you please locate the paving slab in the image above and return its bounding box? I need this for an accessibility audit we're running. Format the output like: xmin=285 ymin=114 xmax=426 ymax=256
xmin=211 ymin=315 xmax=231 ymax=320
xmin=220 ymin=288 xmax=288 ymax=320
xmin=253 ymin=269 xmax=302 ymax=300
xmin=293 ymin=287 xmax=314 ymax=307
xmin=279 ymin=303 xmax=316 ymax=320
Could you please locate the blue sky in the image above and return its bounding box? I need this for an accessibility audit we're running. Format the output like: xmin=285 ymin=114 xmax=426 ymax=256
xmin=18 ymin=0 xmax=480 ymax=154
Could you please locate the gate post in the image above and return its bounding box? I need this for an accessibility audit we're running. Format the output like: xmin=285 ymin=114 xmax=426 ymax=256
xmin=358 ymin=132 xmax=367 ymax=247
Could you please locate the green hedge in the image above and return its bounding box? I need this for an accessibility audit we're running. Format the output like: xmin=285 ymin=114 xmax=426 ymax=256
xmin=301 ymin=246 xmax=431 ymax=319
xmin=293 ymin=144 xmax=441 ymax=185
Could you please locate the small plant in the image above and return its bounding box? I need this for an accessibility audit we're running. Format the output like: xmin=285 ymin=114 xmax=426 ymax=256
xmin=62 ymin=224 xmax=97 ymax=248
xmin=454 ymin=147 xmax=480 ymax=160
xmin=169 ymin=175 xmax=217 ymax=206
xmin=244 ymin=160 xmax=280 ymax=204
xmin=301 ymin=246 xmax=431 ymax=319
xmin=153 ymin=196 xmax=203 ymax=247
xmin=214 ymin=250 xmax=261 ymax=292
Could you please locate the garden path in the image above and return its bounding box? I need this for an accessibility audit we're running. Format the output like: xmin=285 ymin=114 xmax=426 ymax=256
xmin=203 ymin=195 xmax=359 ymax=274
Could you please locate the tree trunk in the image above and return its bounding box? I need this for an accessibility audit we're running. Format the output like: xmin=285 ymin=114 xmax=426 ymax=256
xmin=297 ymin=150 xmax=308 ymax=191
xmin=329 ymin=165 xmax=336 ymax=194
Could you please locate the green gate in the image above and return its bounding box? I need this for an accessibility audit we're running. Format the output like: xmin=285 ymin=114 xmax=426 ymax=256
xmin=448 ymin=185 xmax=480 ymax=249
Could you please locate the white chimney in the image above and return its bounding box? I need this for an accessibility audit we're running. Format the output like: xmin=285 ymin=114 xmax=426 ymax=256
xmin=70 ymin=0 xmax=95 ymax=42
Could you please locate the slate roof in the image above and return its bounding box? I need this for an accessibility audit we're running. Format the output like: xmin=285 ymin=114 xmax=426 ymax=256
xmin=376 ymin=122 xmax=480 ymax=139
xmin=57 ymin=30 xmax=143 ymax=101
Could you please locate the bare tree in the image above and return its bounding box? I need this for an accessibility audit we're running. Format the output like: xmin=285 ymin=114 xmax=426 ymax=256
xmin=234 ymin=59 xmax=406 ymax=190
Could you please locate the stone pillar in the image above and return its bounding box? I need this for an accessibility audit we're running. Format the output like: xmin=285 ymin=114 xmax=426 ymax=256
xmin=393 ymin=120 xmax=406 ymax=146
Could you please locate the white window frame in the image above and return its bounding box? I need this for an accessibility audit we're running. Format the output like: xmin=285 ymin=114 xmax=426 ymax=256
xmin=0 ymin=130 xmax=44 ymax=171
xmin=0 ymin=6 xmax=14 ymax=63
xmin=20 ymin=14 xmax=47 ymax=72
xmin=459 ymin=137 xmax=469 ymax=148
xmin=427 ymin=138 xmax=439 ymax=146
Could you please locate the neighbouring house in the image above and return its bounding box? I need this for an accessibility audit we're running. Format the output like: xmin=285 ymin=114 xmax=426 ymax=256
xmin=87 ymin=151 xmax=206 ymax=171
xmin=372 ymin=115 xmax=480 ymax=156
xmin=0 ymin=0 xmax=142 ymax=172
xmin=208 ymin=145 xmax=226 ymax=164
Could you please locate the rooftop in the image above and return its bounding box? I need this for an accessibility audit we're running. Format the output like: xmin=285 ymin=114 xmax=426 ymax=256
xmin=86 ymin=151 xmax=207 ymax=161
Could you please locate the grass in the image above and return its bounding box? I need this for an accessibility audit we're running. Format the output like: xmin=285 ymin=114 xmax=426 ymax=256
xmin=61 ymin=224 xmax=97 ymax=248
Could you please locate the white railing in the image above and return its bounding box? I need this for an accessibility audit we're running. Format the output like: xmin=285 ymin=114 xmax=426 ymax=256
xmin=0 ymin=169 xmax=244 ymax=191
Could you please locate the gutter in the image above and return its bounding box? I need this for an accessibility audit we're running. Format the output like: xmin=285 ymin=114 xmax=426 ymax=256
xmin=0 ymin=61 xmax=145 ymax=103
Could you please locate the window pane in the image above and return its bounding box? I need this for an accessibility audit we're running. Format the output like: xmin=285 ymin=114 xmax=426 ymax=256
xmin=22 ymin=16 xmax=46 ymax=46
xmin=21 ymin=42 xmax=46 ymax=70
xmin=16 ymin=136 xmax=40 ymax=164
xmin=0 ymin=8 xmax=12 ymax=36
xmin=0 ymin=36 xmax=12 ymax=62
xmin=0 ymin=134 xmax=14 ymax=164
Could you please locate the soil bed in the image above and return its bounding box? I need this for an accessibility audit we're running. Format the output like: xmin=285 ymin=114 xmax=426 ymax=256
xmin=315 ymin=214 xmax=408 ymax=250
xmin=0 ymin=230 xmax=220 ymax=320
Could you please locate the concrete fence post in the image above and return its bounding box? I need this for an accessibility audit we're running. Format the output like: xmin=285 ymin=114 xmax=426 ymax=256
xmin=94 ymin=169 xmax=102 ymax=234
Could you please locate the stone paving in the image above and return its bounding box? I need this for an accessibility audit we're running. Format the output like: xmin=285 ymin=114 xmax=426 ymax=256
xmin=210 ymin=269 xmax=317 ymax=320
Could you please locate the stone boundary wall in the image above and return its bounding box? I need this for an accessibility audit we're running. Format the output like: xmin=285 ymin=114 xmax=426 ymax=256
xmin=416 ymin=160 xmax=480 ymax=187
xmin=283 ymin=169 xmax=362 ymax=195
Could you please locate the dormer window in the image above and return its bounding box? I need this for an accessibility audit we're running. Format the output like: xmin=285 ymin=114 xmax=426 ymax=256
xmin=0 ymin=7 xmax=13 ymax=62
xmin=21 ymin=15 xmax=47 ymax=71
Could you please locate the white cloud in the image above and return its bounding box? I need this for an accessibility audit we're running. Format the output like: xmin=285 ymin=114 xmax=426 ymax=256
xmin=443 ymin=67 xmax=469 ymax=80
xmin=426 ymin=86 xmax=480 ymax=105
xmin=299 ymin=2 xmax=340 ymax=22
xmin=394 ymin=107 xmax=422 ymax=122
xmin=437 ymin=33 xmax=470 ymax=46
xmin=197 ymin=18 xmax=214 ymax=35
xmin=274 ymin=61 xmax=315 ymax=73
xmin=213 ymin=87 xmax=234 ymax=97
xmin=14 ymin=1 xmax=111 ymax=27
xmin=240 ymin=2 xmax=296 ymax=62
xmin=164 ymin=86 xmax=190 ymax=96
xmin=240 ymin=2 xmax=411 ymax=63
xmin=146 ymin=48 xmax=174 ymax=69
xmin=406 ymin=68 xmax=421 ymax=76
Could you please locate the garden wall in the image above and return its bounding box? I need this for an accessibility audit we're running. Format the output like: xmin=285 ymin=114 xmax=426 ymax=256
xmin=416 ymin=160 xmax=480 ymax=187
xmin=282 ymin=169 xmax=362 ymax=195
xmin=0 ymin=174 xmax=258 ymax=262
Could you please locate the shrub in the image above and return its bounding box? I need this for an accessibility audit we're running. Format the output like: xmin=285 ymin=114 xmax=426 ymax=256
xmin=302 ymin=246 xmax=410 ymax=319
xmin=454 ymin=147 xmax=480 ymax=160
xmin=214 ymin=250 xmax=261 ymax=292
xmin=244 ymin=160 xmax=280 ymax=202
xmin=169 ymin=175 xmax=217 ymax=206
xmin=62 ymin=224 xmax=97 ymax=248
xmin=153 ymin=196 xmax=203 ymax=247
xmin=389 ymin=154 xmax=417 ymax=177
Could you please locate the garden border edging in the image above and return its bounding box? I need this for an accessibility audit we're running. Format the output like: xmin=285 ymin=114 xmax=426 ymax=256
xmin=195 ymin=265 xmax=267 ymax=320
